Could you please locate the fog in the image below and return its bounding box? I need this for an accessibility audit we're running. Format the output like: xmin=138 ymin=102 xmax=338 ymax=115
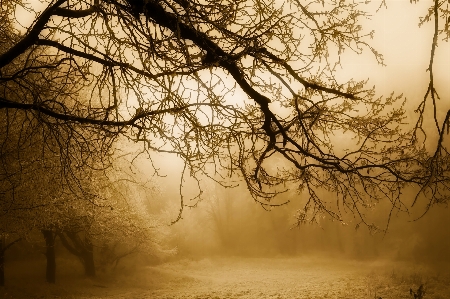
xmin=3 ymin=171 xmax=450 ymax=298
xmin=157 ymin=173 xmax=450 ymax=265
xmin=146 ymin=0 xmax=450 ymax=264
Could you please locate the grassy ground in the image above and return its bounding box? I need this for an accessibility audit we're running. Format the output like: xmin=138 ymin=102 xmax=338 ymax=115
xmin=1 ymin=256 xmax=449 ymax=298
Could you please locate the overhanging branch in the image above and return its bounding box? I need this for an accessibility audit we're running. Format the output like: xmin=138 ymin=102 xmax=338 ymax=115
xmin=54 ymin=0 xmax=99 ymax=18
xmin=0 ymin=96 xmax=225 ymax=127
xmin=0 ymin=0 xmax=66 ymax=69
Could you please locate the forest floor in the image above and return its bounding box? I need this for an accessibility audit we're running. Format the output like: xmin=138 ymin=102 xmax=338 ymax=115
xmin=1 ymin=256 xmax=450 ymax=299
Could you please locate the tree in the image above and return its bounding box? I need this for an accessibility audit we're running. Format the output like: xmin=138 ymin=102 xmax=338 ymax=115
xmin=0 ymin=109 xmax=169 ymax=282
xmin=0 ymin=95 xmax=105 ymax=283
xmin=1 ymin=0 xmax=449 ymax=232
xmin=0 ymin=61 xmax=169 ymax=281
xmin=41 ymin=230 xmax=56 ymax=283
xmin=0 ymin=235 xmax=21 ymax=286
xmin=0 ymin=9 xmax=117 ymax=282
xmin=55 ymin=164 xmax=174 ymax=276
xmin=0 ymin=108 xmax=61 ymax=284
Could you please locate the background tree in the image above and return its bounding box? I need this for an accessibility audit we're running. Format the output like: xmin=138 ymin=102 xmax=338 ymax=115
xmin=1 ymin=4 xmax=117 ymax=283
xmin=55 ymin=163 xmax=175 ymax=277
xmin=0 ymin=106 xmax=102 ymax=283
xmin=0 ymin=26 xmax=167 ymax=281
xmin=1 ymin=0 xmax=449 ymax=233
xmin=0 ymin=105 xmax=171 ymax=282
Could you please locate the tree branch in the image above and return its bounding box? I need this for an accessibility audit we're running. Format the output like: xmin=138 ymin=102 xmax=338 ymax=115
xmin=1 ymin=238 xmax=22 ymax=253
xmin=53 ymin=0 xmax=98 ymax=19
xmin=36 ymin=39 xmax=198 ymax=80
xmin=139 ymin=0 xmax=272 ymax=108
xmin=58 ymin=232 xmax=82 ymax=257
xmin=0 ymin=0 xmax=66 ymax=69
xmin=0 ymin=96 xmax=223 ymax=127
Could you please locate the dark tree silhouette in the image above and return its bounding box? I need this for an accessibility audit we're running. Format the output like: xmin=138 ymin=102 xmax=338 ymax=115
xmin=0 ymin=236 xmax=21 ymax=286
xmin=42 ymin=230 xmax=56 ymax=283
xmin=1 ymin=0 xmax=449 ymax=233
xmin=58 ymin=231 xmax=96 ymax=277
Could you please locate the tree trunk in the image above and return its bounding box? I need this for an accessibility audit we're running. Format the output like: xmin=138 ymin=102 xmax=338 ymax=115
xmin=0 ymin=236 xmax=21 ymax=287
xmin=83 ymin=237 xmax=95 ymax=277
xmin=42 ymin=230 xmax=56 ymax=283
xmin=58 ymin=231 xmax=96 ymax=277
xmin=0 ymin=236 xmax=5 ymax=287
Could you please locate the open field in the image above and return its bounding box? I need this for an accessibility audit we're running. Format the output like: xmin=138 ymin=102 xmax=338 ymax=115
xmin=1 ymin=256 xmax=450 ymax=299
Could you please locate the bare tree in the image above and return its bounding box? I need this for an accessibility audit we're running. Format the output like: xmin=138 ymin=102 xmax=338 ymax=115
xmin=0 ymin=110 xmax=167 ymax=281
xmin=1 ymin=0 xmax=448 ymax=233
xmin=0 ymin=107 xmax=98 ymax=283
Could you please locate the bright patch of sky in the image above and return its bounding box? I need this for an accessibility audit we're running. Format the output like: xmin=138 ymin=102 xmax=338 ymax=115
xmin=14 ymin=0 xmax=47 ymax=32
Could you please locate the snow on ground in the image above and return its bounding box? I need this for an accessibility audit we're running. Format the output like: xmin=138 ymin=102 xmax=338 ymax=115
xmin=1 ymin=256 xmax=450 ymax=298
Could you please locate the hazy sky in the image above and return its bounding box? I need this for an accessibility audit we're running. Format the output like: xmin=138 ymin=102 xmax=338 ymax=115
xmin=343 ymin=1 xmax=444 ymax=99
